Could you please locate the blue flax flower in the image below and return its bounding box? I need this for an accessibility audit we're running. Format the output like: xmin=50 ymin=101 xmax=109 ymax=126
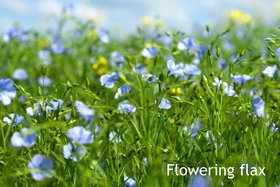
xmin=219 ymin=58 xmax=226 ymax=69
xmin=262 ymin=65 xmax=277 ymax=78
xmin=212 ymin=78 xmax=223 ymax=88
xmin=190 ymin=175 xmax=209 ymax=187
xmin=75 ymin=100 xmax=94 ymax=122
xmin=183 ymin=121 xmax=202 ymax=139
xmin=213 ymin=79 xmax=236 ymax=96
xmin=192 ymin=55 xmax=201 ymax=65
xmin=3 ymin=113 xmax=24 ymax=126
xmin=0 ymin=78 xmax=17 ymax=105
xmin=100 ymin=71 xmax=119 ymax=88
xmin=133 ymin=63 xmax=146 ymax=74
xmin=115 ymin=85 xmax=131 ymax=99
xmin=109 ymin=131 xmax=122 ymax=143
xmin=110 ymin=51 xmax=125 ymax=68
xmin=2 ymin=27 xmax=17 ymax=42
xmin=276 ymin=48 xmax=280 ymax=59
xmin=27 ymin=100 xmax=62 ymax=116
xmin=38 ymin=50 xmax=52 ymax=65
xmin=231 ymin=74 xmax=253 ymax=84
xmin=222 ymin=82 xmax=237 ymax=97
xmin=13 ymin=69 xmax=28 ymax=80
xmin=118 ymin=100 xmax=136 ymax=114
xmin=158 ymin=98 xmax=171 ymax=109
xmin=38 ymin=76 xmax=52 ymax=87
xmin=252 ymin=96 xmax=265 ymax=118
xmin=167 ymin=60 xmax=184 ymax=76
xmin=46 ymin=99 xmax=63 ymax=112
xmin=266 ymin=122 xmax=278 ymax=132
xmin=142 ymin=74 xmax=159 ymax=83
xmin=63 ymin=142 xmax=86 ymax=162
xmin=28 ymin=154 xmax=54 ymax=181
xmin=11 ymin=127 xmax=37 ymax=147
xmin=230 ymin=54 xmax=246 ymax=63
xmin=222 ymin=40 xmax=234 ymax=51
xmin=86 ymin=123 xmax=99 ymax=138
xmin=26 ymin=101 xmax=44 ymax=116
xmin=206 ymin=130 xmax=215 ymax=144
xmin=177 ymin=38 xmax=195 ymax=50
xmin=51 ymin=42 xmax=65 ymax=54
xmin=141 ymin=47 xmax=158 ymax=59
xmin=66 ymin=126 xmax=94 ymax=144
xmin=143 ymin=158 xmax=148 ymax=166
xmin=199 ymin=45 xmax=207 ymax=56
xmin=183 ymin=64 xmax=201 ymax=75
xmin=19 ymin=95 xmax=27 ymax=102
xmin=124 ymin=177 xmax=136 ymax=187
xmin=98 ymin=27 xmax=110 ymax=44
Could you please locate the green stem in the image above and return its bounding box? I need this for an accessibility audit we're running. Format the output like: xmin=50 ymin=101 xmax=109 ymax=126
xmin=1 ymin=123 xmax=6 ymax=151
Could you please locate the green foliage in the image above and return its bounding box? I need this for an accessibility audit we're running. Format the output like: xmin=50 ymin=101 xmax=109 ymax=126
xmin=0 ymin=17 xmax=279 ymax=186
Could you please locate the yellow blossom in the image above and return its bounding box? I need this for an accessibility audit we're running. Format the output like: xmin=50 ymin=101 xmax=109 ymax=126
xmin=230 ymin=10 xmax=242 ymax=20
xmin=155 ymin=20 xmax=166 ymax=30
xmin=37 ymin=38 xmax=49 ymax=49
xmin=172 ymin=88 xmax=182 ymax=94
xmin=145 ymin=58 xmax=153 ymax=63
xmin=143 ymin=43 xmax=160 ymax=62
xmin=92 ymin=57 xmax=109 ymax=75
xmin=87 ymin=29 xmax=98 ymax=39
xmin=229 ymin=9 xmax=251 ymax=24
xmin=144 ymin=43 xmax=152 ymax=48
xmin=141 ymin=16 xmax=152 ymax=26
xmin=241 ymin=14 xmax=251 ymax=24
xmin=144 ymin=43 xmax=161 ymax=50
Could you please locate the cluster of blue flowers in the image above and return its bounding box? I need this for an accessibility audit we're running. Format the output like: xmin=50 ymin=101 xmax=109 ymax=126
xmin=167 ymin=59 xmax=201 ymax=77
xmin=63 ymin=126 xmax=94 ymax=162
xmin=141 ymin=46 xmax=158 ymax=59
xmin=1 ymin=17 xmax=279 ymax=186
xmin=100 ymin=71 xmax=120 ymax=88
xmin=0 ymin=79 xmax=17 ymax=105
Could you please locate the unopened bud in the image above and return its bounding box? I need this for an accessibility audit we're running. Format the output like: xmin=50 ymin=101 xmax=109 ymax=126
xmin=216 ymin=47 xmax=221 ymax=57
xmin=38 ymin=87 xmax=42 ymax=96
xmin=41 ymin=65 xmax=47 ymax=76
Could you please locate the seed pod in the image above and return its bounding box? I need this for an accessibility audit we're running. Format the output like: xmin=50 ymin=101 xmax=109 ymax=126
xmin=202 ymin=75 xmax=208 ymax=84
xmin=41 ymin=65 xmax=47 ymax=76
xmin=165 ymin=32 xmax=171 ymax=37
xmin=206 ymin=25 xmax=210 ymax=33
xmin=86 ymin=78 xmax=90 ymax=87
xmin=219 ymin=72 xmax=223 ymax=79
xmin=216 ymin=47 xmax=221 ymax=57
xmin=38 ymin=87 xmax=42 ymax=96
xmin=220 ymin=83 xmax=225 ymax=93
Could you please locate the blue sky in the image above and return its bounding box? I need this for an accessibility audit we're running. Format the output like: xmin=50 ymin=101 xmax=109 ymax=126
xmin=0 ymin=0 xmax=278 ymax=32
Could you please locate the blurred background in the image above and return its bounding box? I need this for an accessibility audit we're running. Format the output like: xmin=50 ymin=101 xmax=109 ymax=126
xmin=0 ymin=0 xmax=279 ymax=32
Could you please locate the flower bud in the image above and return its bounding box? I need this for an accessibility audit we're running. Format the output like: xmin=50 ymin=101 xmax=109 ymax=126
xmin=38 ymin=87 xmax=42 ymax=96
xmin=220 ymin=83 xmax=225 ymax=93
xmin=41 ymin=65 xmax=47 ymax=76
xmin=216 ymin=47 xmax=221 ymax=57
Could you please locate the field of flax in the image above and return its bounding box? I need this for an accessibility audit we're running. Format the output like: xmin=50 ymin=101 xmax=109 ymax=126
xmin=0 ymin=14 xmax=280 ymax=187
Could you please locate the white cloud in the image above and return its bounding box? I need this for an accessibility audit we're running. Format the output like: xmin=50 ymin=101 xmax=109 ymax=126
xmin=73 ymin=4 xmax=107 ymax=23
xmin=35 ymin=1 xmax=106 ymax=23
xmin=0 ymin=0 xmax=278 ymax=32
xmin=0 ymin=18 xmax=15 ymax=31
xmin=0 ymin=0 xmax=29 ymax=14
xmin=36 ymin=1 xmax=62 ymax=15
xmin=144 ymin=0 xmax=192 ymax=29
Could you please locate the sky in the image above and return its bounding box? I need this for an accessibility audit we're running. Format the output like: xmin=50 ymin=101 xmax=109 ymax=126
xmin=0 ymin=0 xmax=279 ymax=32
